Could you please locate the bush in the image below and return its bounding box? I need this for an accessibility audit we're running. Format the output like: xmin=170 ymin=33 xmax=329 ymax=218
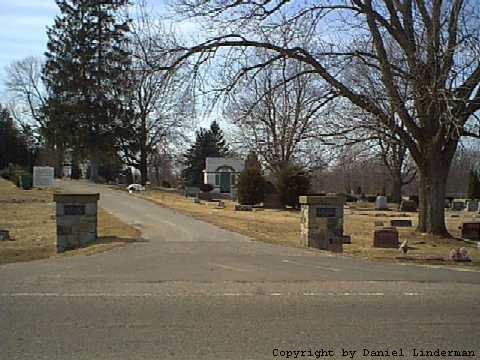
xmin=264 ymin=181 xmax=278 ymax=195
xmin=237 ymin=166 xmax=266 ymax=205
xmin=18 ymin=173 xmax=33 ymax=189
xmin=161 ymin=180 xmax=171 ymax=188
xmin=1 ymin=164 xmax=30 ymax=186
xmin=276 ymin=164 xmax=310 ymax=209
xmin=199 ymin=183 xmax=214 ymax=192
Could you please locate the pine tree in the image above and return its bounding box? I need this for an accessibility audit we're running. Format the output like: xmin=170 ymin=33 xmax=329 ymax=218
xmin=237 ymin=152 xmax=266 ymax=205
xmin=0 ymin=105 xmax=34 ymax=170
xmin=182 ymin=121 xmax=229 ymax=186
xmin=42 ymin=0 xmax=132 ymax=181
xmin=276 ymin=163 xmax=310 ymax=209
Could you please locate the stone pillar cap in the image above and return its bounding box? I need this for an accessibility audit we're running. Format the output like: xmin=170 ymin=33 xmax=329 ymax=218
xmin=53 ymin=193 xmax=100 ymax=203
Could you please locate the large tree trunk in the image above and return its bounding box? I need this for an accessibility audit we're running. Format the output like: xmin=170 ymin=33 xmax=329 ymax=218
xmin=89 ymin=152 xmax=100 ymax=183
xmin=139 ymin=151 xmax=148 ymax=186
xmin=390 ymin=167 xmax=403 ymax=204
xmin=71 ymin=150 xmax=81 ymax=179
xmin=417 ymin=157 xmax=450 ymax=236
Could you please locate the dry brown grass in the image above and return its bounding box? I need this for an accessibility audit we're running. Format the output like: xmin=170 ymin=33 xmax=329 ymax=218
xmin=141 ymin=189 xmax=480 ymax=268
xmin=0 ymin=179 xmax=140 ymax=265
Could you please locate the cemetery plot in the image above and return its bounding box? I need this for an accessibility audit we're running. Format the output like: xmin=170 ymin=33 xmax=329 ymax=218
xmin=0 ymin=179 xmax=139 ymax=265
xmin=141 ymin=188 xmax=480 ymax=267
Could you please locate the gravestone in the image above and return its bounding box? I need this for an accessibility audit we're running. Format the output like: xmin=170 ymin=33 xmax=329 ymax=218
xmin=197 ymin=192 xmax=212 ymax=201
xmin=373 ymin=227 xmax=399 ymax=248
xmin=184 ymin=186 xmax=200 ymax=198
xmin=451 ymin=200 xmax=465 ymax=211
xmin=54 ymin=193 xmax=99 ymax=253
xmin=460 ymin=222 xmax=480 ymax=241
xmin=299 ymin=195 xmax=350 ymax=252
xmin=375 ymin=196 xmax=388 ymax=210
xmin=0 ymin=230 xmax=10 ymax=241
xmin=390 ymin=219 xmax=413 ymax=227
xmin=264 ymin=193 xmax=283 ymax=209
xmin=466 ymin=200 xmax=479 ymax=212
xmin=399 ymin=199 xmax=417 ymax=212
xmin=235 ymin=204 xmax=253 ymax=211
xmin=33 ymin=166 xmax=54 ymax=188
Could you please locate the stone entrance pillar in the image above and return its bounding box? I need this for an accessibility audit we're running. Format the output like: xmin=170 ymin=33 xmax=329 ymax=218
xmin=299 ymin=195 xmax=350 ymax=252
xmin=53 ymin=193 xmax=100 ymax=253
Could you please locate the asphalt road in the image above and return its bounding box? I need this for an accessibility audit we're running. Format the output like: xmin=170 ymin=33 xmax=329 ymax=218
xmin=1 ymin=181 xmax=479 ymax=360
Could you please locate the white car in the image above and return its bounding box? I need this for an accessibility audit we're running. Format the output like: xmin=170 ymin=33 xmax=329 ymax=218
xmin=126 ymin=184 xmax=145 ymax=193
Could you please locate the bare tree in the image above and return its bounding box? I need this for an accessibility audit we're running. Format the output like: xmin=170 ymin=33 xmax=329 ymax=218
xmin=119 ymin=2 xmax=194 ymax=185
xmin=378 ymin=137 xmax=416 ymax=203
xmin=156 ymin=0 xmax=480 ymax=235
xmin=5 ymin=56 xmax=46 ymax=127
xmin=225 ymin=56 xmax=334 ymax=173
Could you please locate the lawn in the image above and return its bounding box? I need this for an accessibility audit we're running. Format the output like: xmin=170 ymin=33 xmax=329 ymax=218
xmin=140 ymin=188 xmax=480 ymax=268
xmin=0 ymin=179 xmax=140 ymax=265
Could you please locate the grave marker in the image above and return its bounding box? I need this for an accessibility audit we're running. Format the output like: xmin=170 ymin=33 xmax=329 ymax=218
xmin=451 ymin=200 xmax=465 ymax=211
xmin=466 ymin=200 xmax=479 ymax=212
xmin=375 ymin=196 xmax=388 ymax=210
xmin=33 ymin=166 xmax=54 ymax=188
xmin=373 ymin=227 xmax=399 ymax=248
xmin=460 ymin=222 xmax=480 ymax=241
xmin=399 ymin=199 xmax=417 ymax=212
xmin=390 ymin=219 xmax=413 ymax=227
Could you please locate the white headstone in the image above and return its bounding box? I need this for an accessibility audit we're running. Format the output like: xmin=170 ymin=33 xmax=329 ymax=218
xmin=375 ymin=196 xmax=388 ymax=210
xmin=33 ymin=166 xmax=54 ymax=188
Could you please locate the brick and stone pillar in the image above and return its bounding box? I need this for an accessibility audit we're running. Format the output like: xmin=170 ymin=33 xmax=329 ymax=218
xmin=53 ymin=193 xmax=100 ymax=253
xmin=299 ymin=195 xmax=349 ymax=252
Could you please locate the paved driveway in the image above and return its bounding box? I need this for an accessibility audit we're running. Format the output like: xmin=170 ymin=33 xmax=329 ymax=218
xmin=1 ymin=181 xmax=479 ymax=359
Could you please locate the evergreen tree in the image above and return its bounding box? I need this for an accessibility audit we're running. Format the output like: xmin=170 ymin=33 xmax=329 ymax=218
xmin=42 ymin=0 xmax=132 ymax=181
xmin=467 ymin=169 xmax=480 ymax=199
xmin=0 ymin=105 xmax=35 ymax=170
xmin=182 ymin=121 xmax=229 ymax=186
xmin=276 ymin=163 xmax=310 ymax=209
xmin=237 ymin=153 xmax=266 ymax=205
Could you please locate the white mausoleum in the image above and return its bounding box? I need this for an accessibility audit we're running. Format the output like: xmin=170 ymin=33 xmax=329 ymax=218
xmin=203 ymin=157 xmax=244 ymax=195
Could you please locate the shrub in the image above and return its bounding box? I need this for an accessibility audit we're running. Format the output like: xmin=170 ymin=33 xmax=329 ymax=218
xmin=1 ymin=164 xmax=30 ymax=185
xmin=276 ymin=164 xmax=310 ymax=209
xmin=199 ymin=183 xmax=214 ymax=192
xmin=264 ymin=181 xmax=278 ymax=195
xmin=161 ymin=180 xmax=172 ymax=188
xmin=237 ymin=166 xmax=266 ymax=205
xmin=18 ymin=173 xmax=33 ymax=189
